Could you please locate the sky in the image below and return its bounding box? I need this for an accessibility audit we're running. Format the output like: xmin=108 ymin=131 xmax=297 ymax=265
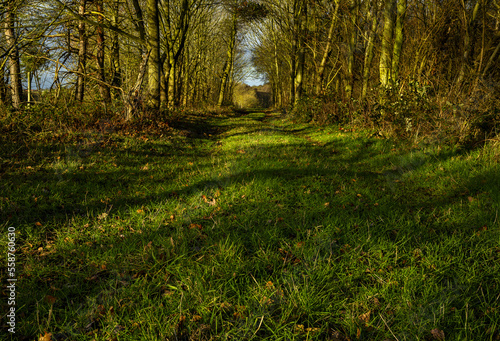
xmin=244 ymin=78 xmax=265 ymax=86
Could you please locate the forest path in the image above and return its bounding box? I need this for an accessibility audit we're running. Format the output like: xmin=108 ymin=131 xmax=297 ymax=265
xmin=6 ymin=108 xmax=499 ymax=340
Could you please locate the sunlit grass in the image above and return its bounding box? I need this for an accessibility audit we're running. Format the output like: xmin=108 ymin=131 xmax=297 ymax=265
xmin=1 ymin=109 xmax=499 ymax=340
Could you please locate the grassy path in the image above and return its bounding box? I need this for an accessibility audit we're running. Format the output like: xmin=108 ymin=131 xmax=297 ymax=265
xmin=1 ymin=110 xmax=500 ymax=340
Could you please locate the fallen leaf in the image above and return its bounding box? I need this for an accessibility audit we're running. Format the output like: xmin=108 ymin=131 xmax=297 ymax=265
xmin=45 ymin=295 xmax=57 ymax=304
xmin=144 ymin=241 xmax=153 ymax=251
xmin=137 ymin=209 xmax=144 ymax=214
xmin=430 ymin=328 xmax=445 ymax=340
xmin=189 ymin=223 xmax=203 ymax=230
xmin=97 ymin=212 xmax=108 ymax=220
xmin=359 ymin=311 xmax=371 ymax=325
xmin=38 ymin=332 xmax=52 ymax=341
xmin=35 ymin=222 xmax=43 ymax=226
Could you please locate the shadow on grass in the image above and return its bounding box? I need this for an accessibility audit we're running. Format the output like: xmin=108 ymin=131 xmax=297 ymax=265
xmin=2 ymin=110 xmax=499 ymax=339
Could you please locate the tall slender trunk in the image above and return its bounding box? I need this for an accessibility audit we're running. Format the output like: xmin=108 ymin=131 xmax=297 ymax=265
xmin=315 ymin=0 xmax=339 ymax=96
xmin=110 ymin=0 xmax=122 ymax=100
xmin=379 ymin=0 xmax=395 ymax=92
xmin=167 ymin=51 xmax=177 ymax=107
xmin=361 ymin=0 xmax=378 ymax=101
xmin=4 ymin=0 xmax=23 ymax=109
xmin=75 ymin=0 xmax=87 ymax=102
xmin=0 ymin=65 xmax=7 ymax=106
xmin=456 ymin=0 xmax=481 ymax=88
xmin=96 ymin=0 xmax=111 ymax=103
xmin=391 ymin=0 xmax=407 ymax=83
xmin=271 ymin=20 xmax=282 ymax=107
xmin=294 ymin=0 xmax=307 ymax=105
xmin=345 ymin=0 xmax=358 ymax=99
xmin=160 ymin=59 xmax=169 ymax=104
xmin=147 ymin=0 xmax=160 ymax=108
xmin=218 ymin=10 xmax=237 ymax=107
xmin=290 ymin=0 xmax=300 ymax=105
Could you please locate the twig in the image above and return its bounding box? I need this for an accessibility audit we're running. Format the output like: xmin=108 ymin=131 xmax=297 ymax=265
xmin=379 ymin=313 xmax=399 ymax=341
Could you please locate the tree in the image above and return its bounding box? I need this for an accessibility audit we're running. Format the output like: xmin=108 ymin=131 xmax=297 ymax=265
xmin=147 ymin=0 xmax=161 ymax=108
xmin=315 ymin=0 xmax=339 ymax=96
xmin=75 ymin=0 xmax=87 ymax=102
xmin=95 ymin=0 xmax=111 ymax=103
xmin=3 ymin=0 xmax=23 ymax=109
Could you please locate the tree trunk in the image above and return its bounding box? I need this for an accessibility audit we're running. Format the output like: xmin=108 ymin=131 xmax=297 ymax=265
xmin=294 ymin=0 xmax=307 ymax=105
xmin=361 ymin=0 xmax=378 ymax=101
xmin=290 ymin=0 xmax=300 ymax=105
xmin=96 ymin=0 xmax=111 ymax=103
xmin=456 ymin=0 xmax=481 ymax=88
xmin=391 ymin=0 xmax=407 ymax=83
xmin=4 ymin=0 xmax=23 ymax=109
xmin=271 ymin=20 xmax=282 ymax=107
xmin=379 ymin=0 xmax=395 ymax=100
xmin=110 ymin=0 xmax=122 ymax=100
xmin=315 ymin=0 xmax=339 ymax=96
xmin=0 ymin=65 xmax=7 ymax=106
xmin=345 ymin=0 xmax=358 ymax=99
xmin=125 ymin=50 xmax=150 ymax=120
xmin=167 ymin=52 xmax=176 ymax=107
xmin=147 ymin=0 xmax=160 ymax=109
xmin=218 ymin=10 xmax=237 ymax=107
xmin=75 ymin=0 xmax=87 ymax=102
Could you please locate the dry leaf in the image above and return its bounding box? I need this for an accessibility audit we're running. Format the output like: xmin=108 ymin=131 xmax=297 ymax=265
xmin=144 ymin=241 xmax=153 ymax=251
xmin=189 ymin=223 xmax=203 ymax=230
xmin=137 ymin=209 xmax=144 ymax=214
xmin=431 ymin=328 xmax=445 ymax=340
xmin=45 ymin=295 xmax=57 ymax=304
xmin=35 ymin=222 xmax=43 ymax=226
xmin=359 ymin=311 xmax=371 ymax=325
xmin=39 ymin=332 xmax=52 ymax=341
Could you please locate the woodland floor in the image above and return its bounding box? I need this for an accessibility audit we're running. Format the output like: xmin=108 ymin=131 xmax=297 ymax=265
xmin=1 ymin=109 xmax=500 ymax=340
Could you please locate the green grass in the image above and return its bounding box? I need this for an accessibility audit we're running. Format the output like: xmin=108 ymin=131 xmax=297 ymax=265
xmin=1 ymin=109 xmax=499 ymax=340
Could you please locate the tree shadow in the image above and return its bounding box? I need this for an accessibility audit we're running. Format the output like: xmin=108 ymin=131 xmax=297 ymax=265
xmin=4 ymin=110 xmax=498 ymax=339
